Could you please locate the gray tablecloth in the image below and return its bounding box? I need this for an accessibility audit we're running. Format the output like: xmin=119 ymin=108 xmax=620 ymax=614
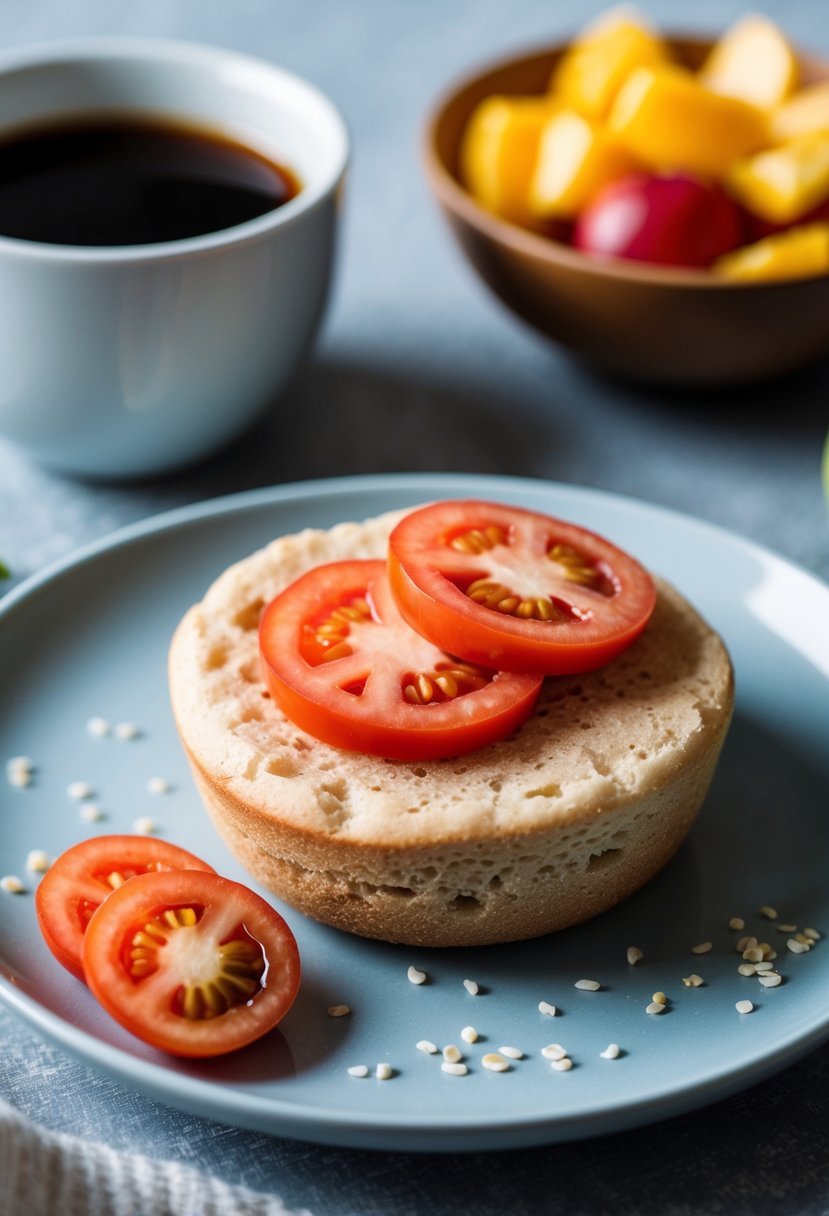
xmin=2 ymin=0 xmax=829 ymax=1212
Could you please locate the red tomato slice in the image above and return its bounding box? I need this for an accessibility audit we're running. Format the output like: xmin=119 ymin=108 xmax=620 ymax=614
xmin=82 ymin=869 xmax=301 ymax=1058
xmin=388 ymin=501 xmax=656 ymax=675
xmin=258 ymin=560 xmax=542 ymax=760
xmin=36 ymin=835 xmax=215 ymax=981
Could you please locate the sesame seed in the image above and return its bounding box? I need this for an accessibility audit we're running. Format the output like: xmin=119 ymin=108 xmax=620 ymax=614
xmin=6 ymin=755 xmax=32 ymax=774
xmin=462 ymin=978 xmax=479 ymax=995
xmin=777 ymin=924 xmax=798 ymax=933
xmin=758 ymin=973 xmax=783 ymax=987
xmin=347 ymin=1065 xmax=368 ymax=1078
xmin=499 ymin=1046 xmax=523 ymax=1060
xmin=375 ymin=1063 xmax=393 ymax=1080
xmin=407 ymin=965 xmax=427 ymax=985
xmin=794 ymin=932 xmax=812 ymax=945
xmin=538 ymin=1001 xmax=557 ymax=1017
xmin=416 ymin=1040 xmax=438 ymax=1054
xmin=690 ymin=942 xmax=712 ymax=955
xmin=441 ymin=1062 xmax=468 ymax=1076
xmin=66 ymin=781 xmax=93 ymax=801
xmin=327 ymin=1004 xmax=350 ymax=1018
xmin=551 ymin=1057 xmax=573 ymax=1071
xmin=575 ymin=979 xmax=601 ymax=991
xmin=114 ymin=722 xmax=139 ymax=740
xmin=0 ymin=875 xmax=25 ymax=894
xmin=626 ymin=946 xmax=643 ymax=965
xmin=736 ymin=935 xmax=757 ymax=952
xmin=743 ymin=947 xmax=764 ymax=963
xmin=482 ymin=1053 xmax=509 ymax=1072
xmin=541 ymin=1044 xmax=566 ymax=1061
xmin=736 ymin=1000 xmax=754 ymax=1014
xmin=86 ymin=717 xmax=110 ymax=738
xmin=652 ymin=991 xmax=667 ymax=1005
xmin=754 ymin=961 xmax=774 ymax=972
xmin=804 ymin=928 xmax=821 ymax=940
xmin=442 ymin=1044 xmax=462 ymax=1064
xmin=132 ymin=816 xmax=156 ymax=835
xmin=738 ymin=963 xmax=757 ymax=976
xmin=759 ymin=906 xmax=778 ymax=921
xmin=80 ymin=804 xmax=104 ymax=822
xmin=646 ymin=1001 xmax=666 ymax=1014
xmin=25 ymin=850 xmax=50 ymax=874
xmin=787 ymin=939 xmax=809 ymax=954
xmin=682 ymin=974 xmax=704 ymax=987
xmin=146 ymin=777 xmax=171 ymax=795
xmin=6 ymin=758 xmax=33 ymax=788
xmin=461 ymin=1026 xmax=478 ymax=1044
xmin=728 ymin=917 xmax=745 ymax=931
xmin=600 ymin=1044 xmax=621 ymax=1060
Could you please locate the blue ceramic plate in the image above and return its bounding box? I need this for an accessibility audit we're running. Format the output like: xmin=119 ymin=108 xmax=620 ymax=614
xmin=1 ymin=474 xmax=828 ymax=1152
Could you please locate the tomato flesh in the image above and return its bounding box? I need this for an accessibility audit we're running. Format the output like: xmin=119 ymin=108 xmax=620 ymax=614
xmin=388 ymin=501 xmax=656 ymax=675
xmin=258 ymin=560 xmax=542 ymax=760
xmin=82 ymin=870 xmax=300 ymax=1057
xmin=35 ymin=835 xmax=215 ymax=981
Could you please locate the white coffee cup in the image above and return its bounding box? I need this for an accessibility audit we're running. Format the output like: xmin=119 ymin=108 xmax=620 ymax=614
xmin=0 ymin=39 xmax=348 ymax=478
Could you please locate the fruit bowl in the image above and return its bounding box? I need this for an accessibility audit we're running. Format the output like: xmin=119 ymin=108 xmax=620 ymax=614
xmin=423 ymin=36 xmax=829 ymax=385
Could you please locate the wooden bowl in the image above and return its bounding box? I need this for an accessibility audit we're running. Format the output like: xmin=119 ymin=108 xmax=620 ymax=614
xmin=424 ymin=38 xmax=829 ymax=385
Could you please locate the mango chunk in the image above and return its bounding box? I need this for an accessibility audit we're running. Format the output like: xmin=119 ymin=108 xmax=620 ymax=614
xmin=609 ymin=65 xmax=769 ymax=178
xmin=551 ymin=8 xmax=668 ymax=120
xmin=461 ymin=95 xmax=561 ymax=224
xmin=700 ymin=14 xmax=798 ymax=110
xmin=714 ymin=223 xmax=829 ymax=280
xmin=529 ymin=110 xmax=641 ymax=219
xmin=771 ymin=81 xmax=829 ymax=142
xmin=727 ymin=132 xmax=829 ymax=223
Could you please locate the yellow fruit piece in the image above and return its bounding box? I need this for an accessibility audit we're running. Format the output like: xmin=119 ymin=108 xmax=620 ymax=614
xmin=552 ymin=8 xmax=668 ymax=120
xmin=700 ymin=14 xmax=798 ymax=110
xmin=771 ymin=82 xmax=829 ymax=142
xmin=727 ymin=132 xmax=829 ymax=223
xmin=461 ymin=95 xmax=561 ymax=224
xmin=609 ymin=64 xmax=769 ymax=177
xmin=529 ymin=110 xmax=640 ymax=219
xmin=714 ymin=223 xmax=829 ymax=281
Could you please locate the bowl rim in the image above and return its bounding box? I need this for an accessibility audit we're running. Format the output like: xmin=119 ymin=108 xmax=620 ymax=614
xmin=423 ymin=34 xmax=829 ymax=291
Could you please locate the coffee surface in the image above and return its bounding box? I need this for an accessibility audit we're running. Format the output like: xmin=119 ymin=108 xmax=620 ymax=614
xmin=0 ymin=116 xmax=299 ymax=246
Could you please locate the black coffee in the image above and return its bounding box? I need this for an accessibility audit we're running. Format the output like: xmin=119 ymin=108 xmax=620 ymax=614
xmin=0 ymin=115 xmax=300 ymax=246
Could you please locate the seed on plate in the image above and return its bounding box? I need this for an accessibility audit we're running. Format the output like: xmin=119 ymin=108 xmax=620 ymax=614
xmin=132 ymin=816 xmax=156 ymax=835
xmin=463 ymin=979 xmax=479 ymax=995
xmin=114 ymin=722 xmax=139 ymax=740
xmin=443 ymin=1044 xmax=462 ymax=1064
xmin=441 ymin=1062 xmax=468 ymax=1076
xmin=754 ymin=961 xmax=774 ymax=972
xmin=646 ymin=1001 xmax=666 ymax=1015
xmin=80 ymin=804 xmax=104 ymax=822
xmin=738 ymin=963 xmax=757 ymax=976
xmin=758 ymin=973 xmax=783 ymax=987
xmin=482 ymin=1053 xmax=509 ymax=1072
xmin=777 ymin=924 xmax=798 ymax=933
xmin=794 ymin=932 xmax=812 ymax=945
xmin=461 ymin=1026 xmax=478 ymax=1044
xmin=690 ymin=941 xmax=713 ymax=955
xmin=86 ymin=716 xmax=110 ymax=738
xmin=407 ymin=965 xmax=427 ymax=985
xmin=600 ymin=1044 xmax=621 ymax=1059
xmin=652 ymin=991 xmax=667 ymax=1005
xmin=541 ymin=1044 xmax=567 ymax=1061
xmin=736 ymin=935 xmax=757 ymax=952
xmin=146 ymin=777 xmax=171 ymax=795
xmin=499 ymin=1045 xmax=523 ymax=1060
xmin=7 ymin=757 xmax=33 ymax=787
xmin=538 ymin=1001 xmax=557 ymax=1017
xmin=375 ymin=1063 xmax=394 ymax=1080
xmin=0 ymin=875 xmax=25 ymax=894
xmin=626 ymin=946 xmax=643 ymax=965
xmin=551 ymin=1057 xmax=573 ymax=1072
xmin=759 ymin=906 xmax=778 ymax=920
xmin=327 ymin=1004 xmax=350 ymax=1018
xmin=736 ymin=1000 xmax=754 ymax=1014
xmin=804 ymin=928 xmax=821 ymax=940
xmin=682 ymin=974 xmax=704 ymax=987
xmin=787 ymin=939 xmax=810 ymax=954
xmin=416 ymin=1040 xmax=438 ymax=1054
xmin=25 ymin=850 xmax=50 ymax=874
xmin=575 ymin=979 xmax=601 ymax=991
xmin=347 ymin=1065 xmax=368 ymax=1078
xmin=66 ymin=781 xmax=93 ymax=801
xmin=743 ymin=947 xmax=764 ymax=963
xmin=728 ymin=917 xmax=745 ymax=931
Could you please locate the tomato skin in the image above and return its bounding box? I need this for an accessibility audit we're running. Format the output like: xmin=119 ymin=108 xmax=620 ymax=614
xmin=388 ymin=501 xmax=656 ymax=676
xmin=36 ymin=835 xmax=215 ymax=981
xmin=82 ymin=870 xmax=301 ymax=1058
xmin=259 ymin=560 xmax=542 ymax=761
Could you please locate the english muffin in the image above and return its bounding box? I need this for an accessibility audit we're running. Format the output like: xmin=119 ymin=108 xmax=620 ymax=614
xmin=169 ymin=508 xmax=733 ymax=946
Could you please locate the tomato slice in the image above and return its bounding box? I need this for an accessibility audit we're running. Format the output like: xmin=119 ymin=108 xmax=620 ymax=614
xmin=36 ymin=835 xmax=215 ymax=981
xmin=82 ymin=869 xmax=301 ymax=1057
xmin=258 ymin=560 xmax=542 ymax=760
xmin=388 ymin=501 xmax=656 ymax=675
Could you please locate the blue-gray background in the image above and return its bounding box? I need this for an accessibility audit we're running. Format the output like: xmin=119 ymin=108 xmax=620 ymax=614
xmin=1 ymin=1 xmax=828 ymax=1212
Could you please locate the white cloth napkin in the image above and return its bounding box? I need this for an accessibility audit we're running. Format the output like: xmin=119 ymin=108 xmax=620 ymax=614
xmin=0 ymin=1097 xmax=311 ymax=1216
